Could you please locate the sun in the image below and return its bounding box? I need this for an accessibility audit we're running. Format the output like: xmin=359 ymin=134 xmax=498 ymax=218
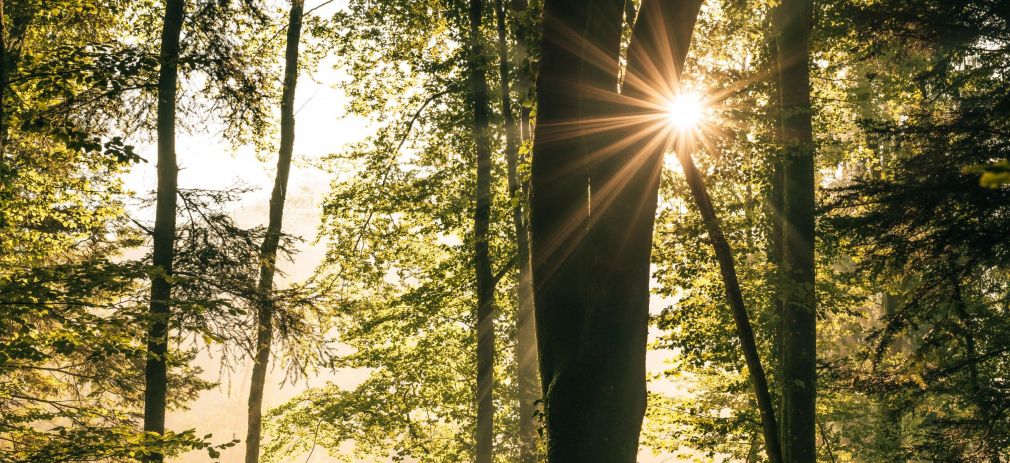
xmin=665 ymin=92 xmax=705 ymax=131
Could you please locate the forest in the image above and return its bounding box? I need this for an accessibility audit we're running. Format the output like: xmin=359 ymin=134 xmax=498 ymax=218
xmin=2 ymin=0 xmax=1010 ymax=462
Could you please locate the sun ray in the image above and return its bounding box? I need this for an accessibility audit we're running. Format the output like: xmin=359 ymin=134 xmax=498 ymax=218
xmin=665 ymin=92 xmax=705 ymax=132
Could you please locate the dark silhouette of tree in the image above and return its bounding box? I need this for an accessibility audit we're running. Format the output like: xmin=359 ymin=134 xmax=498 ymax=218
xmin=143 ymin=2 xmax=185 ymax=461
xmin=529 ymin=0 xmax=700 ymax=460
xmin=466 ymin=0 xmax=497 ymax=461
xmin=772 ymin=0 xmax=816 ymax=461
xmin=245 ymin=2 xmax=304 ymax=463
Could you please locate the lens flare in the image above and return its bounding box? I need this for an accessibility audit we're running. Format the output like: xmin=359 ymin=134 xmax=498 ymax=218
xmin=665 ymin=92 xmax=704 ymax=131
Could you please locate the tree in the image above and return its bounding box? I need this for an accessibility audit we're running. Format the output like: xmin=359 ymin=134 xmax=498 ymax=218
xmin=245 ymin=2 xmax=304 ymax=463
xmin=528 ymin=0 xmax=700 ymax=460
xmin=772 ymin=0 xmax=816 ymax=460
xmin=143 ymin=2 xmax=185 ymax=461
xmin=528 ymin=0 xmax=623 ymax=458
xmin=674 ymin=128 xmax=783 ymax=463
xmin=264 ymin=1 xmax=527 ymax=460
xmin=0 ymin=1 xmax=267 ymax=461
xmin=492 ymin=0 xmax=540 ymax=459
xmin=465 ymin=0 xmax=498 ymax=461
xmin=820 ymin=0 xmax=1010 ymax=459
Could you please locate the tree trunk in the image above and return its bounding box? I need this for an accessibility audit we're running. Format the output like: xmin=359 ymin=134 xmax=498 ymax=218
xmin=587 ymin=0 xmax=702 ymax=458
xmin=245 ymin=2 xmax=303 ymax=463
xmin=466 ymin=1 xmax=497 ymax=462
xmin=492 ymin=1 xmax=539 ymax=461
xmin=143 ymin=1 xmax=185 ymax=462
xmin=529 ymin=0 xmax=622 ymax=459
xmin=675 ymin=148 xmax=783 ymax=463
xmin=0 ymin=0 xmax=7 ymax=157
xmin=508 ymin=0 xmax=533 ymax=144
xmin=876 ymin=292 xmax=904 ymax=462
xmin=529 ymin=0 xmax=700 ymax=460
xmin=773 ymin=0 xmax=816 ymax=461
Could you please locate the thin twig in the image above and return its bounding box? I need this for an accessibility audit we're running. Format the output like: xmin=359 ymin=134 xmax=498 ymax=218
xmin=818 ymin=420 xmax=838 ymax=463
xmin=303 ymin=419 xmax=323 ymax=463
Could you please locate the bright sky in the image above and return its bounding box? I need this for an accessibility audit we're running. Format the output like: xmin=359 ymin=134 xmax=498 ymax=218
xmin=120 ymin=2 xmax=712 ymax=462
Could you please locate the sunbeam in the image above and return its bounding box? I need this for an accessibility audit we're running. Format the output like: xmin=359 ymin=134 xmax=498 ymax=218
xmin=665 ymin=92 xmax=704 ymax=131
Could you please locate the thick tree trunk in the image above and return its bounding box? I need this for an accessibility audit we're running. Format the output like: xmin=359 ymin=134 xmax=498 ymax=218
xmin=530 ymin=0 xmax=623 ymax=460
xmin=586 ymin=0 xmax=701 ymax=459
xmin=245 ymin=2 xmax=303 ymax=463
xmin=466 ymin=1 xmax=497 ymax=462
xmin=773 ymin=0 xmax=816 ymax=461
xmin=143 ymin=1 xmax=185 ymax=462
xmin=492 ymin=1 xmax=539 ymax=461
xmin=675 ymin=149 xmax=783 ymax=463
xmin=529 ymin=0 xmax=700 ymax=460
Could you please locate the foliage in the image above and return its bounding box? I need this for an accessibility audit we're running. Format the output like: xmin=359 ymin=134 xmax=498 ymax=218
xmin=262 ymin=1 xmax=530 ymax=461
xmin=0 ymin=1 xmax=287 ymax=461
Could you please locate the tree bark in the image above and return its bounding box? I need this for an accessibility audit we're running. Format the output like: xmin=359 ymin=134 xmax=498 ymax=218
xmin=492 ymin=1 xmax=539 ymax=461
xmin=773 ymin=0 xmax=816 ymax=461
xmin=529 ymin=0 xmax=700 ymax=460
xmin=675 ymin=148 xmax=783 ymax=463
xmin=586 ymin=0 xmax=702 ymax=459
xmin=245 ymin=2 xmax=303 ymax=463
xmin=530 ymin=0 xmax=622 ymax=459
xmin=466 ymin=1 xmax=497 ymax=462
xmin=143 ymin=1 xmax=185 ymax=462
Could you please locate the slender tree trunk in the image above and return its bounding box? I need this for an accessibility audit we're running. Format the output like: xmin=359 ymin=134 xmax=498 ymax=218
xmin=143 ymin=1 xmax=184 ymax=462
xmin=0 ymin=0 xmax=7 ymax=157
xmin=773 ymin=0 xmax=816 ymax=461
xmin=245 ymin=2 xmax=303 ymax=463
xmin=467 ymin=1 xmax=497 ymax=462
xmin=492 ymin=1 xmax=539 ymax=461
xmin=509 ymin=0 xmax=533 ymax=144
xmin=875 ymin=292 xmax=904 ymax=462
xmin=675 ymin=148 xmax=783 ymax=463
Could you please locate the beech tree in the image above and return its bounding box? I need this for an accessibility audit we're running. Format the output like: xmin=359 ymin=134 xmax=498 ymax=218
xmin=772 ymin=0 xmax=816 ymax=461
xmin=142 ymin=3 xmax=184 ymax=461
xmin=244 ymin=2 xmax=305 ymax=463
xmin=465 ymin=0 xmax=497 ymax=461
xmin=529 ymin=0 xmax=700 ymax=459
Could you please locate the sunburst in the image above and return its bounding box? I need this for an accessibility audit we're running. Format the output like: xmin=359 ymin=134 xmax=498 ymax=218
xmin=665 ymin=91 xmax=706 ymax=132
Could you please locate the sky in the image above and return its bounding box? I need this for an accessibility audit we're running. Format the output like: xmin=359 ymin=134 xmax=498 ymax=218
xmin=120 ymin=1 xmax=713 ymax=461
